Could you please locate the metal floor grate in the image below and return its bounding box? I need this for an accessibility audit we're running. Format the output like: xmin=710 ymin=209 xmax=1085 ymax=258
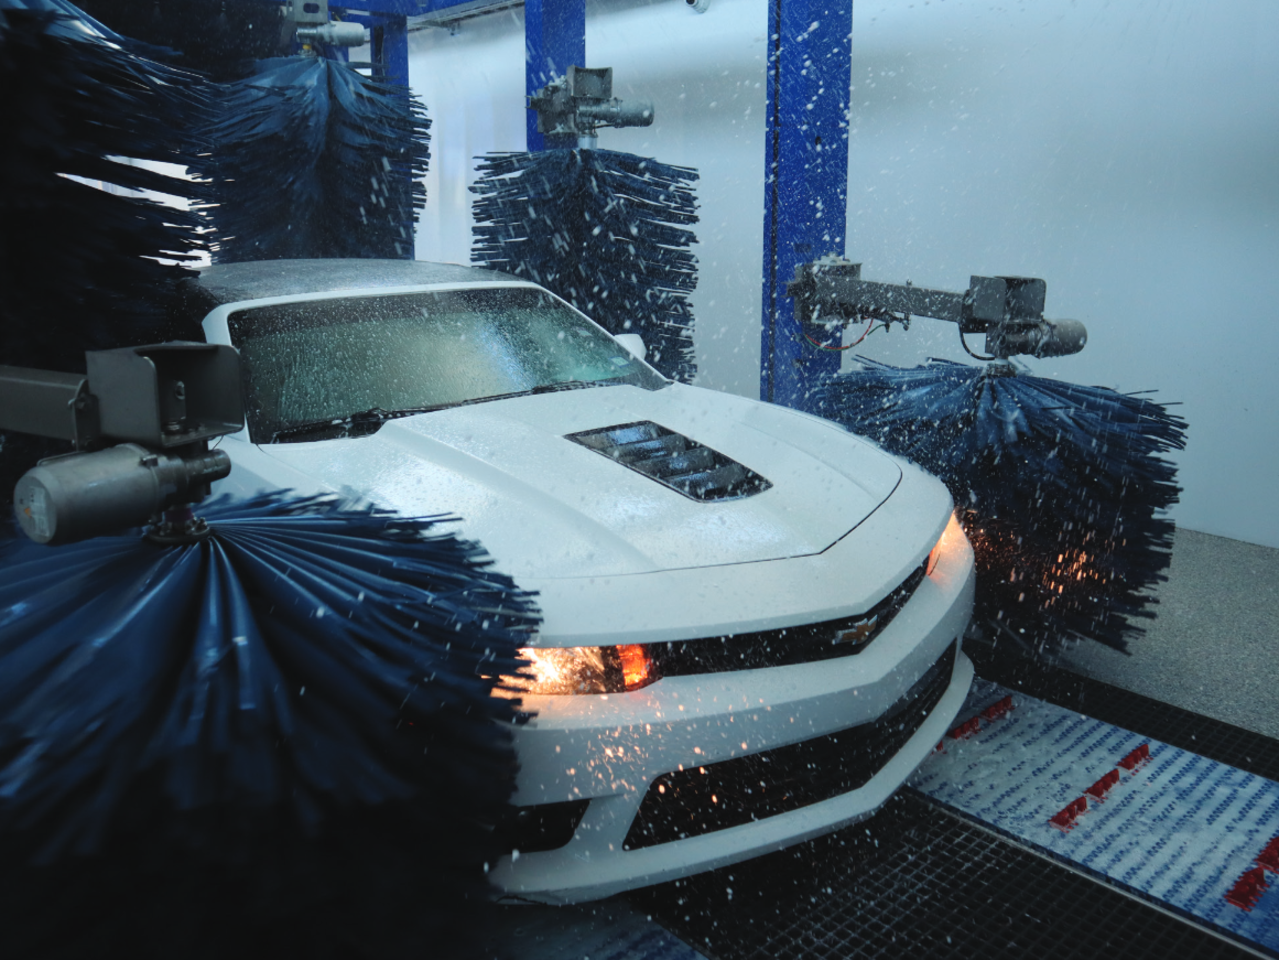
xmin=633 ymin=790 xmax=1265 ymax=960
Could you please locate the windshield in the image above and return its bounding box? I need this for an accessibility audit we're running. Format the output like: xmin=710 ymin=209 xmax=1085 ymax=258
xmin=228 ymin=286 xmax=667 ymax=442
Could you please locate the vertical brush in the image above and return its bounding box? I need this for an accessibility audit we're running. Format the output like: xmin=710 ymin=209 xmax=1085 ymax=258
xmin=196 ymin=55 xmax=430 ymax=262
xmin=1 ymin=8 xmax=529 ymax=955
xmin=0 ymin=4 xmax=209 ymax=506
xmin=471 ymin=147 xmax=700 ymax=383
xmin=0 ymin=494 xmax=536 ymax=956
xmin=815 ymin=359 xmax=1187 ymax=657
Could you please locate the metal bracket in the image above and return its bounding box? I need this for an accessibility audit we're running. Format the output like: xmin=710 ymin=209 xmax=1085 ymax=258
xmin=85 ymin=343 xmax=245 ymax=449
xmin=528 ymin=66 xmax=654 ymax=149
xmin=3 ymin=342 xmax=246 ymax=545
xmin=1 ymin=343 xmax=243 ymax=451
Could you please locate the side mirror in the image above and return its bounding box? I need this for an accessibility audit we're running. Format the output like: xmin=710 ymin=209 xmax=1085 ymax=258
xmin=613 ymin=333 xmax=647 ymax=362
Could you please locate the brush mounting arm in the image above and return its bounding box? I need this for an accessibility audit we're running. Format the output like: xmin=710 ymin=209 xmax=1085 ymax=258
xmin=1 ymin=342 xmax=245 ymax=544
xmin=529 ymin=66 xmax=655 ymax=148
xmin=787 ymin=257 xmax=1088 ymax=359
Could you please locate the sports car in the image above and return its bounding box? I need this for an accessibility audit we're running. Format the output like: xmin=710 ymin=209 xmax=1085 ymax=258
xmin=179 ymin=258 xmax=976 ymax=904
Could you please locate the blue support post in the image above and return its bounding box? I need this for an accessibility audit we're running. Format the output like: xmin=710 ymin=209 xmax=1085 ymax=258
xmin=760 ymin=0 xmax=852 ymax=411
xmin=368 ymin=13 xmax=410 ymax=88
xmin=332 ymin=6 xmax=409 ymax=83
xmin=524 ymin=0 xmax=585 ymax=151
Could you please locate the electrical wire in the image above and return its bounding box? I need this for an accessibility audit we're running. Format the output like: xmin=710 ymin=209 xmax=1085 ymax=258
xmin=802 ymin=319 xmax=882 ymax=352
xmin=959 ymin=327 xmax=999 ymax=362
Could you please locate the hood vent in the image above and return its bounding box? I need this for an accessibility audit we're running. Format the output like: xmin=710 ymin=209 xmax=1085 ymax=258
xmin=567 ymin=421 xmax=772 ymax=502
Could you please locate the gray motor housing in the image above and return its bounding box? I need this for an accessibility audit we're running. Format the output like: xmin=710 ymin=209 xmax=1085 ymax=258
xmin=14 ymin=444 xmax=230 ymax=545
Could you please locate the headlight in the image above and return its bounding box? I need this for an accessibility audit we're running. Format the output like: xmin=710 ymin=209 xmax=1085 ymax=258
xmin=498 ymin=643 xmax=660 ymax=696
xmin=927 ymin=511 xmax=965 ymax=577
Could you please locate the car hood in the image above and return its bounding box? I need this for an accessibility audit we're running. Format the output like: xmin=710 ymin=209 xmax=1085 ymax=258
xmin=254 ymin=383 xmax=902 ymax=580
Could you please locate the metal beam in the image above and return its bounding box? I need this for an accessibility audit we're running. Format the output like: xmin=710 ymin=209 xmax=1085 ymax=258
xmin=334 ymin=0 xmax=463 ymax=14
xmin=405 ymin=0 xmax=524 ymax=32
xmin=371 ymin=13 xmax=410 ymax=85
xmin=333 ymin=7 xmax=409 ymax=85
xmin=760 ymin=0 xmax=852 ymax=411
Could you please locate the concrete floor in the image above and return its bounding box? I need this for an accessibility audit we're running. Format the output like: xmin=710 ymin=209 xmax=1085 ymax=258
xmin=1060 ymin=527 xmax=1279 ymax=740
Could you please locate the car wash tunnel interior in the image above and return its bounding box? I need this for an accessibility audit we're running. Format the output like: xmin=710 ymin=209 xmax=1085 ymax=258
xmin=0 ymin=1 xmax=1277 ymax=959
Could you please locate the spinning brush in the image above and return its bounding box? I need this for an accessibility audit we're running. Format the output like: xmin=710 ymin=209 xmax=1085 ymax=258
xmin=472 ymin=67 xmax=699 ymax=382
xmin=0 ymin=493 xmax=537 ymax=957
xmin=0 ymin=3 xmax=209 ymax=503
xmin=816 ymin=359 xmax=1186 ymax=655
xmin=73 ymin=0 xmax=432 ymax=262
xmin=794 ymin=259 xmax=1187 ymax=656
xmin=0 ymin=8 xmax=527 ymax=954
xmin=196 ymin=55 xmax=430 ymax=263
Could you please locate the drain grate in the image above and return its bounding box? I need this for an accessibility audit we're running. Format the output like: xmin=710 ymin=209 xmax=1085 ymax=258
xmin=633 ymin=791 xmax=1261 ymax=960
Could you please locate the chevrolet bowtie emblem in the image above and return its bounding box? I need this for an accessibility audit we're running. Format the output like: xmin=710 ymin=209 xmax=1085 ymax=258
xmin=834 ymin=615 xmax=878 ymax=646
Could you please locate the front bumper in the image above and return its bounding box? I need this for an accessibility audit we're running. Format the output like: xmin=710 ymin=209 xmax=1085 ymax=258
xmin=490 ymin=514 xmax=976 ymax=904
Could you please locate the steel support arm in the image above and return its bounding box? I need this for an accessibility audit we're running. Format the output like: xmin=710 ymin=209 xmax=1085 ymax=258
xmin=787 ymin=259 xmax=1088 ymax=359
xmin=0 ymin=368 xmax=97 ymax=448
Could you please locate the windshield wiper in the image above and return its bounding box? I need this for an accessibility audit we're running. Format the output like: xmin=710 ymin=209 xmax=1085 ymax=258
xmin=271 ymin=405 xmax=448 ymax=442
xmin=270 ymin=380 xmax=628 ymax=442
xmin=531 ymin=378 xmax=622 ymax=394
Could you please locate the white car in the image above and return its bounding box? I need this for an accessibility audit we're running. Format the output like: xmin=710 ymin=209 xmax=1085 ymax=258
xmin=183 ymin=258 xmax=976 ymax=904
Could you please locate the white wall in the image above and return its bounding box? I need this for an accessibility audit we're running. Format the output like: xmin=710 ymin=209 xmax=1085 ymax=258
xmin=409 ymin=0 xmax=769 ymax=399
xmin=410 ymin=0 xmax=1279 ymax=548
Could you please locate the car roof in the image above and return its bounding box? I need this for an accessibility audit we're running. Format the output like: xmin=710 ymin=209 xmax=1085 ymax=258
xmin=170 ymin=258 xmax=520 ymax=339
xmin=187 ymin=258 xmax=513 ymax=305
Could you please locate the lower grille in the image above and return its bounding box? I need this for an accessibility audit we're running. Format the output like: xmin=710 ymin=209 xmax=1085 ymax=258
xmin=495 ymin=799 xmax=590 ymax=854
xmin=623 ymin=641 xmax=957 ymax=850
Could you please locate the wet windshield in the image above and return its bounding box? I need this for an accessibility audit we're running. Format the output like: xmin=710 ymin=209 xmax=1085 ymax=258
xmin=228 ymin=286 xmax=667 ymax=442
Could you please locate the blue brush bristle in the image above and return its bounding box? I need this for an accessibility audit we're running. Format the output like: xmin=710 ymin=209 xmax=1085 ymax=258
xmin=0 ymin=4 xmax=211 ymax=512
xmin=196 ymin=56 xmax=431 ymax=263
xmin=0 ymin=493 xmax=537 ymax=955
xmin=815 ymin=359 xmax=1188 ymax=654
xmin=472 ymin=148 xmax=700 ymax=383
xmin=73 ymin=0 xmax=284 ymax=77
xmin=0 ymin=5 xmax=208 ymax=371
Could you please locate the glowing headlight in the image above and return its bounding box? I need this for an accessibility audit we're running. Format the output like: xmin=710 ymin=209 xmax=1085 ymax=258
xmin=927 ymin=511 xmax=965 ymax=577
xmin=498 ymin=644 xmax=659 ymax=696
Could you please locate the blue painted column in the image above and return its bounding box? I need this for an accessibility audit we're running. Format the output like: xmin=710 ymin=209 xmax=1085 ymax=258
xmin=760 ymin=0 xmax=852 ymax=410
xmin=370 ymin=13 xmax=410 ymax=88
xmin=525 ymin=0 xmax=585 ymax=151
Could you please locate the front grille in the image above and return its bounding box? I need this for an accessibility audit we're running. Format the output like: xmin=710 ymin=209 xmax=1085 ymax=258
xmin=623 ymin=641 xmax=957 ymax=850
xmin=653 ymin=563 xmax=927 ymax=675
xmin=566 ymin=421 xmax=771 ymax=502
